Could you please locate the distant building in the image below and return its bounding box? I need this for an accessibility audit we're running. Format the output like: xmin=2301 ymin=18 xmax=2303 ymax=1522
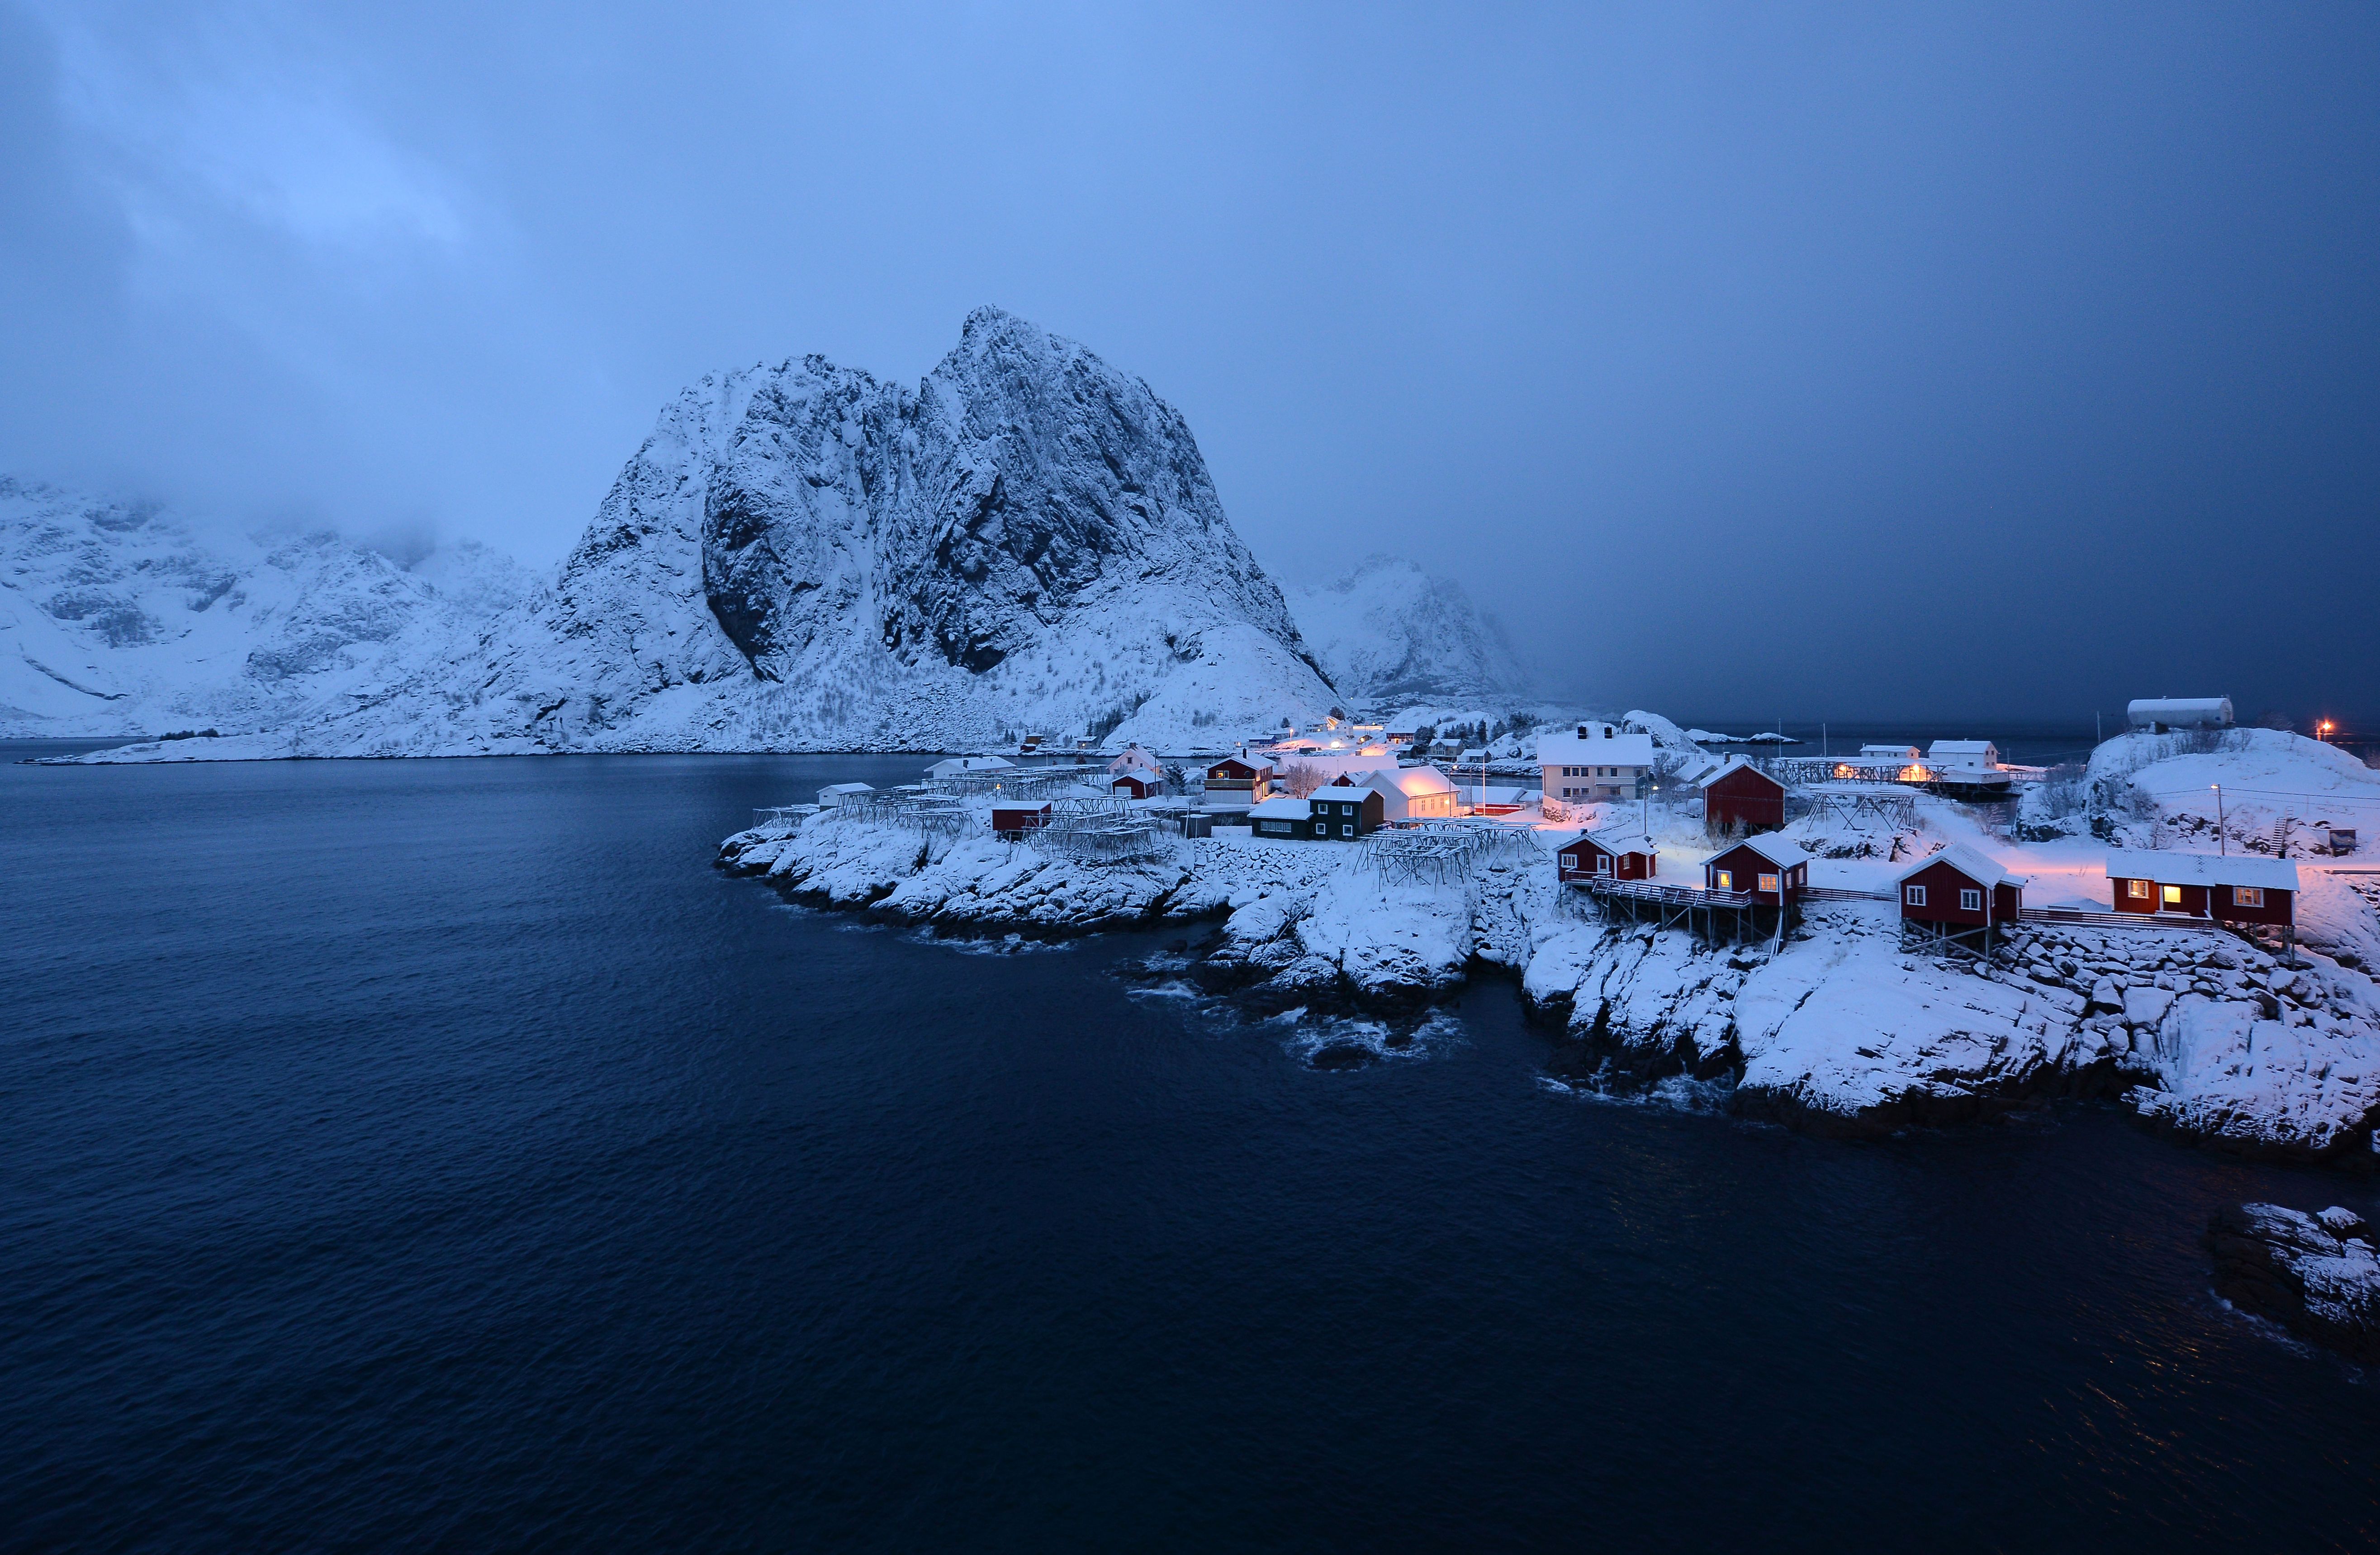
xmin=1698 ymin=757 xmax=1787 ymax=832
xmin=991 ymin=803 xmax=1050 ymax=839
xmin=1926 ymin=740 xmax=2002 ymax=772
xmin=2128 ymin=698 xmax=2234 ymax=732
xmin=1703 ymin=836 xmax=1809 ymax=904
xmin=1557 ymin=828 xmax=1657 ymax=883
xmin=1108 ymin=772 xmax=1162 ymax=800
xmin=1108 ymin=745 xmax=1162 ymax=779
xmin=1537 ymin=722 xmax=1657 ymax=804
xmin=1859 ymin=744 xmax=1921 ymax=761
xmin=2106 ymin=849 xmax=2297 ymax=927
xmin=817 ymin=782 xmax=875 ymax=808
xmin=927 ymin=755 xmax=1017 ymax=780
xmin=1337 ymin=766 xmax=1458 ymax=822
xmin=1203 ymin=755 xmax=1274 ymax=809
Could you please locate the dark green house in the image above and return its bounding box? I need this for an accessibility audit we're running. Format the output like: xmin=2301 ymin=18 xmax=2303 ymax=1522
xmin=1305 ymin=784 xmax=1384 ymax=840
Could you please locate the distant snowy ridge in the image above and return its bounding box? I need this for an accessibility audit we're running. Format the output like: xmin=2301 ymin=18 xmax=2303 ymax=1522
xmin=1284 ymin=555 xmax=1525 ymax=705
xmin=0 ymin=478 xmax=537 ymax=739
xmin=74 ymin=308 xmax=1339 ymax=761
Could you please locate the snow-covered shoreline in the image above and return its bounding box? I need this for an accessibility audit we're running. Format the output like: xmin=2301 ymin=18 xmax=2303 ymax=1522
xmin=720 ymin=803 xmax=2380 ymax=1168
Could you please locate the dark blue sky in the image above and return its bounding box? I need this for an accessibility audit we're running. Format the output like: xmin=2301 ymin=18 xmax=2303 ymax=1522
xmin=3 ymin=2 xmax=2375 ymax=724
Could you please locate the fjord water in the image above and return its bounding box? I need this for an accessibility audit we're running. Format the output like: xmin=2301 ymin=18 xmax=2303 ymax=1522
xmin=4 ymin=748 xmax=2377 ymax=1552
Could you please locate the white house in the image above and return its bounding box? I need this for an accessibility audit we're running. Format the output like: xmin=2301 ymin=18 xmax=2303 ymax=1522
xmin=1925 ymin=740 xmax=2001 ymax=772
xmin=817 ymin=782 xmax=875 ymax=808
xmin=1319 ymin=766 xmax=1459 ymax=823
xmin=1859 ymin=744 xmax=1921 ymax=761
xmin=1107 ymin=744 xmax=1162 ymax=779
xmin=927 ymin=755 xmax=1017 ymax=780
xmin=1537 ymin=722 xmax=1658 ymax=804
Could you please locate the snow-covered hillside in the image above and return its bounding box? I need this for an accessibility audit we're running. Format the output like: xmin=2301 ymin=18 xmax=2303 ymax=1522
xmin=0 ymin=478 xmax=536 ymax=739
xmin=2090 ymin=728 xmax=2380 ymax=849
xmin=87 ymin=308 xmax=1338 ymax=761
xmin=1285 ymin=555 xmax=1525 ymax=705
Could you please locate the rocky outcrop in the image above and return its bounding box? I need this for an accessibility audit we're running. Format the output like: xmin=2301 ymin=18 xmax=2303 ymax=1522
xmin=2207 ymin=1202 xmax=2380 ymax=1361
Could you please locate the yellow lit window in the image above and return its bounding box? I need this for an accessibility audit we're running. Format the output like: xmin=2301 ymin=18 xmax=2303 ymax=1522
xmin=1759 ymin=873 xmax=1781 ymax=894
xmin=2162 ymin=885 xmax=2182 ymax=906
xmin=2127 ymin=879 xmax=2151 ymax=899
xmin=2233 ymin=886 xmax=2263 ymax=907
xmin=1714 ymin=870 xmax=1733 ymax=890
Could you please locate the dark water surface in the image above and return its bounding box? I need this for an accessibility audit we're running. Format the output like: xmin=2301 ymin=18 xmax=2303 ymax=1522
xmin=5 ymin=749 xmax=2379 ymax=1551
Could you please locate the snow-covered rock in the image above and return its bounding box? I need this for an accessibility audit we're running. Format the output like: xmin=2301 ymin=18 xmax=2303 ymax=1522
xmin=81 ymin=309 xmax=1340 ymax=762
xmin=0 ymin=478 xmax=536 ymax=740
xmin=1284 ymin=555 xmax=1525 ymax=704
xmin=2090 ymin=727 xmax=2380 ymax=851
xmin=2207 ymin=1202 xmax=2380 ymax=1361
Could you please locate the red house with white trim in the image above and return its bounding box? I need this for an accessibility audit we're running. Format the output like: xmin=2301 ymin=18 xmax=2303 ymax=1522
xmin=1703 ymin=836 xmax=1809 ymax=904
xmin=2105 ymin=850 xmax=2297 ymax=927
xmin=1558 ymin=829 xmax=1658 ymax=882
xmin=991 ymin=804 xmax=1050 ymax=839
xmin=1700 ymin=758 xmax=1788 ymax=832
xmin=1894 ymin=845 xmax=2023 ymax=931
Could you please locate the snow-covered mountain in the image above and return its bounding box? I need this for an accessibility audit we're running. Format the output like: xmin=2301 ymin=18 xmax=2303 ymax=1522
xmin=1284 ymin=555 xmax=1525 ymax=705
xmin=0 ymin=478 xmax=537 ymax=739
xmin=123 ymin=307 xmax=1336 ymax=760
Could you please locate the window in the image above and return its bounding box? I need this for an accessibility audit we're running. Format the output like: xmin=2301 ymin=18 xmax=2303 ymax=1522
xmin=1960 ymin=888 xmax=1982 ymax=911
xmin=2233 ymin=885 xmax=2264 ymax=908
xmin=2162 ymin=884 xmax=2183 ymax=907
xmin=1759 ymin=873 xmax=1781 ymax=894
xmin=1340 ymin=824 xmax=1354 ymax=837
xmin=2127 ymin=879 xmax=2152 ymax=899
xmin=1714 ymin=870 xmax=1733 ymax=890
xmin=1596 ymin=856 xmax=1613 ymax=875
xmin=1905 ymin=884 xmax=1927 ymax=907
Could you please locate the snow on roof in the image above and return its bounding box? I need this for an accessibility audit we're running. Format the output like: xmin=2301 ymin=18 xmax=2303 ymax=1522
xmin=1580 ymin=827 xmax=1655 ymax=856
xmin=1536 ymin=729 xmax=1658 ymax=767
xmin=927 ymin=755 xmax=1017 ymax=776
xmin=1859 ymin=744 xmax=1920 ymax=757
xmin=1893 ymin=843 xmax=2023 ymax=890
xmin=1715 ymin=833 xmax=1812 ymax=869
xmin=1697 ymin=754 xmax=1780 ymax=789
xmin=2105 ymin=849 xmax=2300 ymax=891
xmin=1374 ymin=765 xmax=1457 ymax=798
xmin=1107 ymin=745 xmax=1162 ymax=774
xmin=1248 ymin=795 xmax=1312 ymax=819
xmin=819 ymin=782 xmax=875 ymax=795
xmin=1928 ymin=740 xmax=1998 ymax=758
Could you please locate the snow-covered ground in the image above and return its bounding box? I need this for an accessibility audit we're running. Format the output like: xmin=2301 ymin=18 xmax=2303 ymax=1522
xmin=720 ymin=775 xmax=2380 ymax=1165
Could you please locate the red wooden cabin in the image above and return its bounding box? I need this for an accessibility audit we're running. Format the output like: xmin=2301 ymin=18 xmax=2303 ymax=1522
xmin=1558 ymin=829 xmax=1658 ymax=882
xmin=1108 ymin=773 xmax=1161 ymax=799
xmin=1700 ymin=759 xmax=1788 ymax=832
xmin=991 ymin=804 xmax=1050 ymax=839
xmin=1703 ymin=836 xmax=1809 ymax=904
xmin=1894 ymin=845 xmax=2022 ymax=929
xmin=2105 ymin=850 xmax=2297 ymax=927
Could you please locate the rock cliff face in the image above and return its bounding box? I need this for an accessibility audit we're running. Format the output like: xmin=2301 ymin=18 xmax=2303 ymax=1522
xmin=288 ymin=308 xmax=1337 ymax=757
xmin=0 ymin=478 xmax=536 ymax=739
xmin=2207 ymin=1203 xmax=2380 ymax=1361
xmin=1284 ymin=555 xmax=1525 ymax=705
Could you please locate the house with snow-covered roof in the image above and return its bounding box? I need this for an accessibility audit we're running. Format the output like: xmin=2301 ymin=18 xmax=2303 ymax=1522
xmin=1537 ymin=723 xmax=1657 ymax=804
xmin=1557 ymin=828 xmax=1657 ymax=883
xmin=1895 ymin=845 xmax=2024 ymax=945
xmin=1107 ymin=745 xmax=1162 ymax=778
xmin=817 ymin=782 xmax=875 ymax=808
xmin=1704 ymin=835 xmax=1808 ymax=903
xmin=1698 ymin=756 xmax=1787 ymax=832
xmin=1337 ymin=765 xmax=1458 ymax=822
xmin=1926 ymin=740 xmax=2001 ymax=772
xmin=2106 ymin=850 xmax=2297 ymax=928
xmin=926 ymin=755 xmax=1016 ymax=780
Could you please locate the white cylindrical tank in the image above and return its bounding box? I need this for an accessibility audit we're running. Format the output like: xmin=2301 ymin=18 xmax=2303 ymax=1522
xmin=2127 ymin=697 xmax=2233 ymax=730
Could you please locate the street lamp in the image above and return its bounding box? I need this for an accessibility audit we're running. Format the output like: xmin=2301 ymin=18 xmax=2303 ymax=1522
xmin=2213 ymin=783 xmax=2224 ymax=855
xmin=2319 ymin=720 xmax=2335 ymax=742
